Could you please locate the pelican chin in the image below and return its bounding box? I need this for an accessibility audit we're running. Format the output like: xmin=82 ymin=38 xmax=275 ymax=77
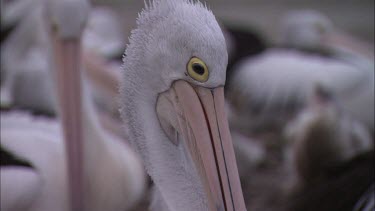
xmin=157 ymin=80 xmax=244 ymax=211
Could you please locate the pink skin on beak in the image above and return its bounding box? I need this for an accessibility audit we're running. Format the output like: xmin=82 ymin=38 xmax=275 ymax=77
xmin=52 ymin=35 xmax=84 ymax=211
xmin=157 ymin=80 xmax=247 ymax=211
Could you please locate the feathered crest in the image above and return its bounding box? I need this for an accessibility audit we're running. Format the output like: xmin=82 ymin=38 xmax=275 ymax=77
xmin=122 ymin=0 xmax=219 ymax=66
xmin=143 ymin=0 xmax=208 ymax=11
xmin=137 ymin=0 xmax=210 ymax=27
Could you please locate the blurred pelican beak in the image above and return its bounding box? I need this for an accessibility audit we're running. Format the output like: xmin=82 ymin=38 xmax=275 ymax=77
xmin=324 ymin=30 xmax=374 ymax=59
xmin=51 ymin=33 xmax=84 ymax=211
xmin=157 ymin=80 xmax=247 ymax=211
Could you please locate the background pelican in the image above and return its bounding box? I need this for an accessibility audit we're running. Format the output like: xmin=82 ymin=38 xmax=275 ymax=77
xmin=0 ymin=1 xmax=50 ymax=110
xmin=224 ymin=9 xmax=374 ymax=210
xmin=279 ymin=10 xmax=374 ymax=60
xmin=0 ymin=0 xmax=121 ymax=117
xmin=284 ymin=86 xmax=374 ymax=211
xmin=1 ymin=0 xmax=146 ymax=210
xmin=228 ymin=50 xmax=373 ymax=135
xmin=227 ymin=10 xmax=374 ymax=137
xmin=119 ymin=0 xmax=246 ymax=210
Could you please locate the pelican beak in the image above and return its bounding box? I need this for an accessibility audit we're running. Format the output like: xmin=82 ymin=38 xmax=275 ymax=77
xmin=157 ymin=80 xmax=247 ymax=211
xmin=324 ymin=30 xmax=373 ymax=58
xmin=51 ymin=34 xmax=84 ymax=211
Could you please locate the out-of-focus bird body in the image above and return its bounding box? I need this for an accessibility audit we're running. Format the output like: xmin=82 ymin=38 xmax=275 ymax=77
xmin=225 ymin=9 xmax=374 ymax=211
xmin=1 ymin=109 xmax=145 ymax=211
xmin=0 ymin=0 xmax=124 ymax=115
xmin=285 ymin=87 xmax=373 ymax=184
xmin=284 ymin=87 xmax=374 ymax=211
xmin=1 ymin=0 xmax=146 ymax=210
xmin=229 ymin=49 xmax=374 ymax=135
xmin=1 ymin=112 xmax=68 ymax=210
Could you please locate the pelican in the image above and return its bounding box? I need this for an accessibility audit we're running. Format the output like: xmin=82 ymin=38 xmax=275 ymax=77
xmin=226 ymin=48 xmax=374 ymax=199
xmin=280 ymin=10 xmax=374 ymax=61
xmin=227 ymin=10 xmax=374 ymax=136
xmin=225 ymin=10 xmax=374 ymax=210
xmin=1 ymin=0 xmax=146 ymax=210
xmin=228 ymin=49 xmax=374 ymax=135
xmin=119 ymin=0 xmax=246 ymax=210
xmin=0 ymin=0 xmax=121 ymax=116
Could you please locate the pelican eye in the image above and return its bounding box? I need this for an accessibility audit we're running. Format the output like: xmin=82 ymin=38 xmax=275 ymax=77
xmin=187 ymin=57 xmax=209 ymax=82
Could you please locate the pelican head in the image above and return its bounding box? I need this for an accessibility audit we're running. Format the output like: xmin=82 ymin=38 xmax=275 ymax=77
xmin=120 ymin=0 xmax=246 ymax=210
xmin=280 ymin=10 xmax=333 ymax=51
xmin=43 ymin=0 xmax=90 ymax=39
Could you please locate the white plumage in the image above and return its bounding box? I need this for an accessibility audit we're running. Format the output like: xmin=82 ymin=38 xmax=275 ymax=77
xmin=0 ymin=0 xmax=123 ymax=114
xmin=0 ymin=0 xmax=146 ymax=210
xmin=229 ymin=49 xmax=374 ymax=133
xmin=1 ymin=109 xmax=146 ymax=211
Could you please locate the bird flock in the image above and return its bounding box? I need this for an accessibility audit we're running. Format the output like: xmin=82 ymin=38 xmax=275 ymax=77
xmin=1 ymin=1 xmax=374 ymax=211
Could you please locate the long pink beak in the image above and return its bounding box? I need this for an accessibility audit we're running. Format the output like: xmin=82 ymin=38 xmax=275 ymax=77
xmin=157 ymin=80 xmax=247 ymax=211
xmin=52 ymin=34 xmax=84 ymax=211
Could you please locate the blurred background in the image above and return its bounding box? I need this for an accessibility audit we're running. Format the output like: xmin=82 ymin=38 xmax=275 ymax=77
xmin=93 ymin=0 xmax=374 ymax=45
xmin=1 ymin=0 xmax=374 ymax=211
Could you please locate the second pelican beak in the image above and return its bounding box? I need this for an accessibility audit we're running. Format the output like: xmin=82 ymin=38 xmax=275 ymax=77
xmin=157 ymin=80 xmax=246 ymax=211
xmin=51 ymin=33 xmax=85 ymax=211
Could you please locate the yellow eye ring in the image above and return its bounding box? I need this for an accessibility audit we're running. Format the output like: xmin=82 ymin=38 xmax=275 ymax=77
xmin=187 ymin=57 xmax=209 ymax=82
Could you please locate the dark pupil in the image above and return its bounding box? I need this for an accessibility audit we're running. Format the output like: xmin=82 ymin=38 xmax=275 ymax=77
xmin=192 ymin=63 xmax=205 ymax=75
